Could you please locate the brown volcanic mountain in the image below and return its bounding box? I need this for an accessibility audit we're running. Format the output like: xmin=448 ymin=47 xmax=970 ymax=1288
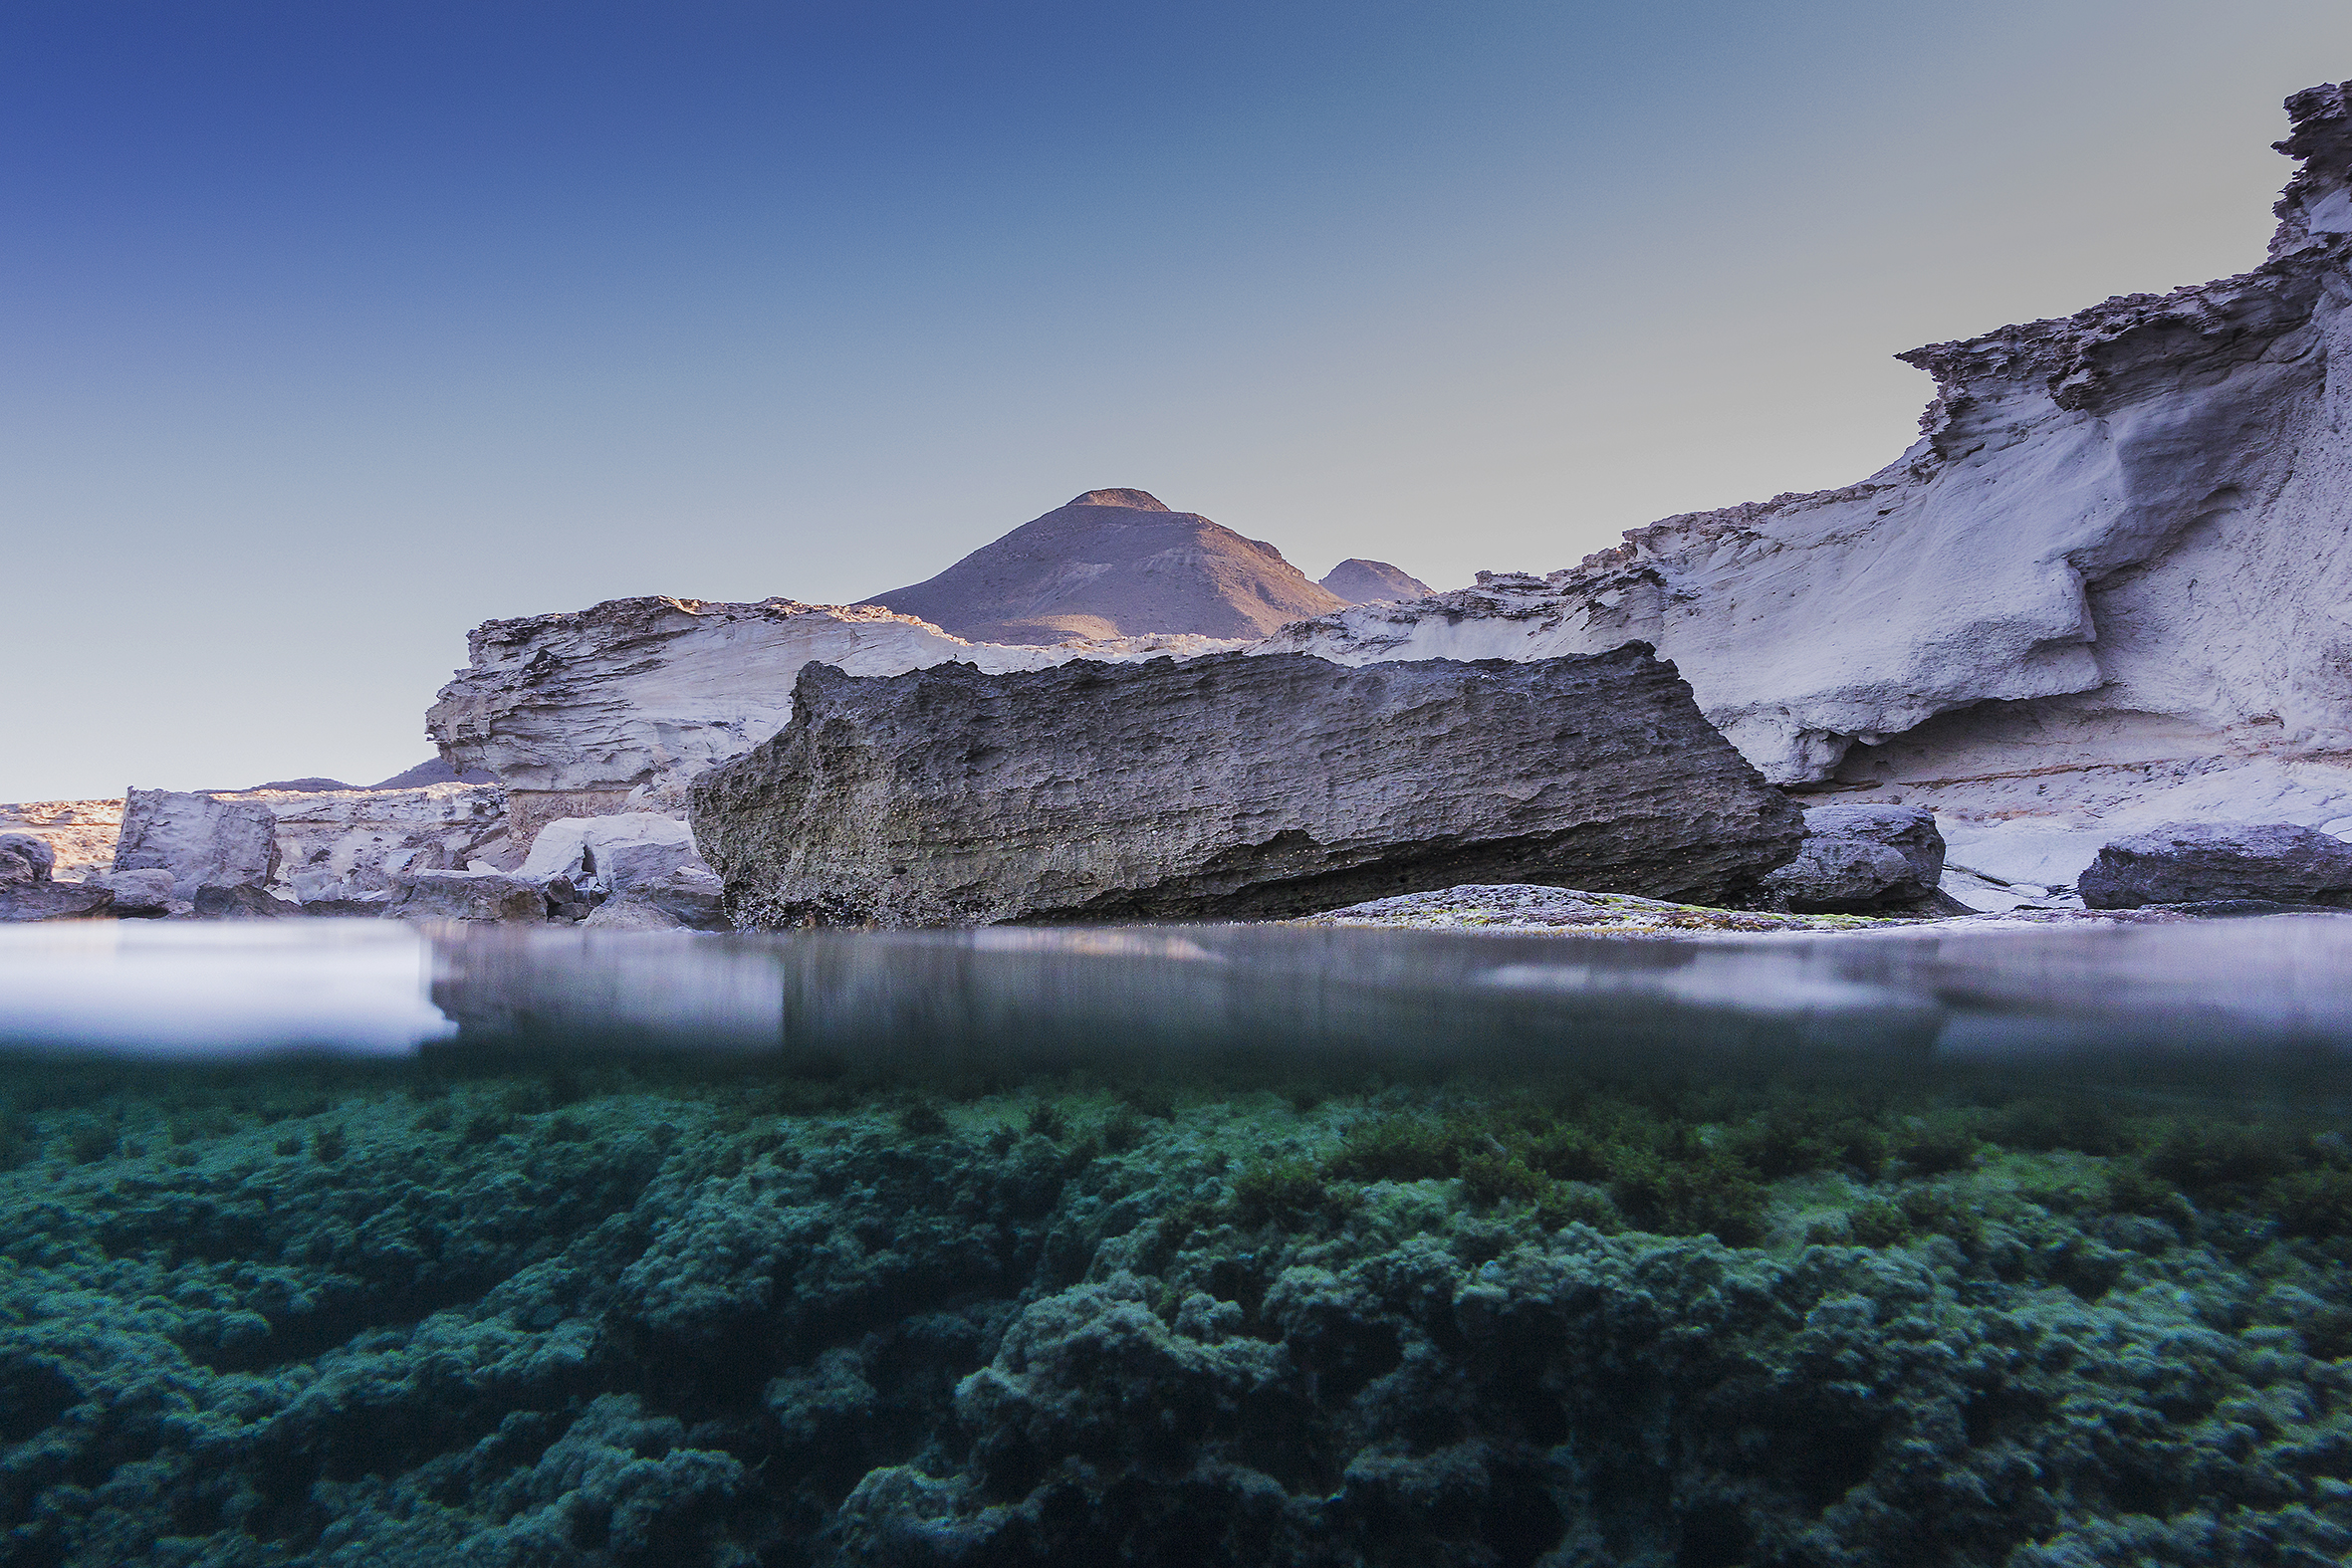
xmin=864 ymin=489 xmax=1347 ymax=644
xmin=1319 ymin=559 xmax=1433 ymax=604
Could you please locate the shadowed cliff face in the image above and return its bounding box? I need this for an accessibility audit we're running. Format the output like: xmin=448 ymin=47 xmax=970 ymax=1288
xmin=864 ymin=490 xmax=1348 ymax=644
xmin=1258 ymin=83 xmax=2352 ymax=885
xmin=688 ymin=645 xmax=1804 ymax=927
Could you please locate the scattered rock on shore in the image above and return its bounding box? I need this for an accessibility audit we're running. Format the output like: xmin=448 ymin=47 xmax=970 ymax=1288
xmin=384 ymin=869 xmax=584 ymax=923
xmin=1759 ymin=802 xmax=1959 ymax=913
xmin=2079 ymin=821 xmax=2352 ymax=908
xmin=0 ymin=832 xmax=114 ymax=921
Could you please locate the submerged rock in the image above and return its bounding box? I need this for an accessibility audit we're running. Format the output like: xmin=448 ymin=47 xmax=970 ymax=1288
xmin=691 ymin=645 xmax=1804 ymax=928
xmin=2079 ymin=820 xmax=2352 ymax=908
xmin=1305 ymin=882 xmax=1908 ymax=934
xmin=1759 ymin=802 xmax=1955 ymax=913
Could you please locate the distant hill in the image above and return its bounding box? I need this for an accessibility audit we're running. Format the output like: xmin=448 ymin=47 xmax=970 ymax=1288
xmin=209 ymin=759 xmax=497 ymax=793
xmin=368 ymin=757 xmax=496 ymax=789
xmin=864 ymin=489 xmax=1347 ymax=644
xmin=1319 ymin=560 xmax=1433 ymax=604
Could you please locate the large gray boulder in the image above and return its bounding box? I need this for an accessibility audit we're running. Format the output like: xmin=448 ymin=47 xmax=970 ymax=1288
xmin=2078 ymin=821 xmax=2352 ymax=908
xmin=1758 ymin=802 xmax=1951 ymax=913
xmin=690 ymin=645 xmax=1805 ymax=928
xmin=113 ymin=789 xmax=280 ymax=899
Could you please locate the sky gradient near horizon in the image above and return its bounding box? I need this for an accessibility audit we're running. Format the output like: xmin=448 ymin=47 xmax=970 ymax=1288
xmin=8 ymin=1 xmax=2351 ymax=798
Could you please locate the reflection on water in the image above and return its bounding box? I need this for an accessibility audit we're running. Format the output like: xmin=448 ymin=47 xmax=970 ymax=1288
xmin=9 ymin=915 xmax=2352 ymax=1082
xmin=3 ymin=917 xmax=2351 ymax=1566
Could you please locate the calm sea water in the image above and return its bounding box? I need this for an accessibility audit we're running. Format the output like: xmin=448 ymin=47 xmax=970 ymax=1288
xmin=2 ymin=919 xmax=2348 ymax=1565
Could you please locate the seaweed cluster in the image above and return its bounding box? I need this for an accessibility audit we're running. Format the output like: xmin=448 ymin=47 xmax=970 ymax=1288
xmin=0 ymin=1052 xmax=2347 ymax=1565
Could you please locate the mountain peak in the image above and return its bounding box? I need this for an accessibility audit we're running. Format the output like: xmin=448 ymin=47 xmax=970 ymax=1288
xmin=865 ymin=491 xmax=1342 ymax=643
xmin=1065 ymin=489 xmax=1169 ymax=511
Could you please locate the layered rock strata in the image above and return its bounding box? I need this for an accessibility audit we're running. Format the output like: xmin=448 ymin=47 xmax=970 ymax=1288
xmin=690 ymin=645 xmax=1805 ymax=927
xmin=427 ymin=594 xmax=1235 ymax=842
xmin=1259 ymin=83 xmax=2352 ymax=888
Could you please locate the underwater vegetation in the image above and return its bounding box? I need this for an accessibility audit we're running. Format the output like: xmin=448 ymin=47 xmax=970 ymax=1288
xmin=0 ymin=1050 xmax=2348 ymax=1566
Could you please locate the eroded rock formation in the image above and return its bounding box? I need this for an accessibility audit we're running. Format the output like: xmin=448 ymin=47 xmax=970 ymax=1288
xmin=107 ymin=784 xmax=512 ymax=907
xmin=426 ymin=594 xmax=1234 ymax=842
xmin=866 ymin=489 xmax=1346 ymax=643
xmin=690 ymin=646 xmax=1804 ymax=927
xmin=1260 ymin=84 xmax=2352 ymax=888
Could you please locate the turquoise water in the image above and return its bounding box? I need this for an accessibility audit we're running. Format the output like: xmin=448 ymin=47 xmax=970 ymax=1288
xmin=2 ymin=920 xmax=2350 ymax=1565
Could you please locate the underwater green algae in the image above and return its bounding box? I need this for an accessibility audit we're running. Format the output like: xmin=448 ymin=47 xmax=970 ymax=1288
xmin=1 ymin=1052 xmax=2349 ymax=1566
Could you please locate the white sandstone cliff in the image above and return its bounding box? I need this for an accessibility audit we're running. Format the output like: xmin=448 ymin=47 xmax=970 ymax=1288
xmin=426 ymin=595 xmax=1237 ymax=841
xmin=1260 ymin=82 xmax=2352 ymax=887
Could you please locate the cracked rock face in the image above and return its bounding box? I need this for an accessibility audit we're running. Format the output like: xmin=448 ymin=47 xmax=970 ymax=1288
xmin=689 ymin=645 xmax=1804 ymax=928
xmin=1257 ymin=84 xmax=2352 ymax=889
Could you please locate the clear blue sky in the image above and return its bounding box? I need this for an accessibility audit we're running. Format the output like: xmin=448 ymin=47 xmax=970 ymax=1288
xmin=7 ymin=1 xmax=2348 ymax=797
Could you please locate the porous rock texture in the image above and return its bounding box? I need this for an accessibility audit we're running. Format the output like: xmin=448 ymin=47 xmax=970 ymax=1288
xmin=1759 ymin=803 xmax=1953 ymax=914
xmin=0 ymin=833 xmax=54 ymax=884
xmin=3 ymin=1064 xmax=2349 ymax=1567
xmin=0 ymin=832 xmax=114 ymax=921
xmin=111 ymin=788 xmax=279 ymax=900
xmin=1318 ymin=558 xmax=1434 ymax=604
xmin=249 ymin=783 xmax=514 ymax=903
xmin=690 ymin=646 xmax=1805 ymax=927
xmin=108 ymin=784 xmax=512 ymax=909
xmin=2079 ymin=820 xmax=2352 ymax=909
xmin=426 ymin=594 xmax=1236 ymax=841
xmin=866 ymin=489 xmax=1347 ymax=644
xmin=1258 ymin=84 xmax=2352 ymax=891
